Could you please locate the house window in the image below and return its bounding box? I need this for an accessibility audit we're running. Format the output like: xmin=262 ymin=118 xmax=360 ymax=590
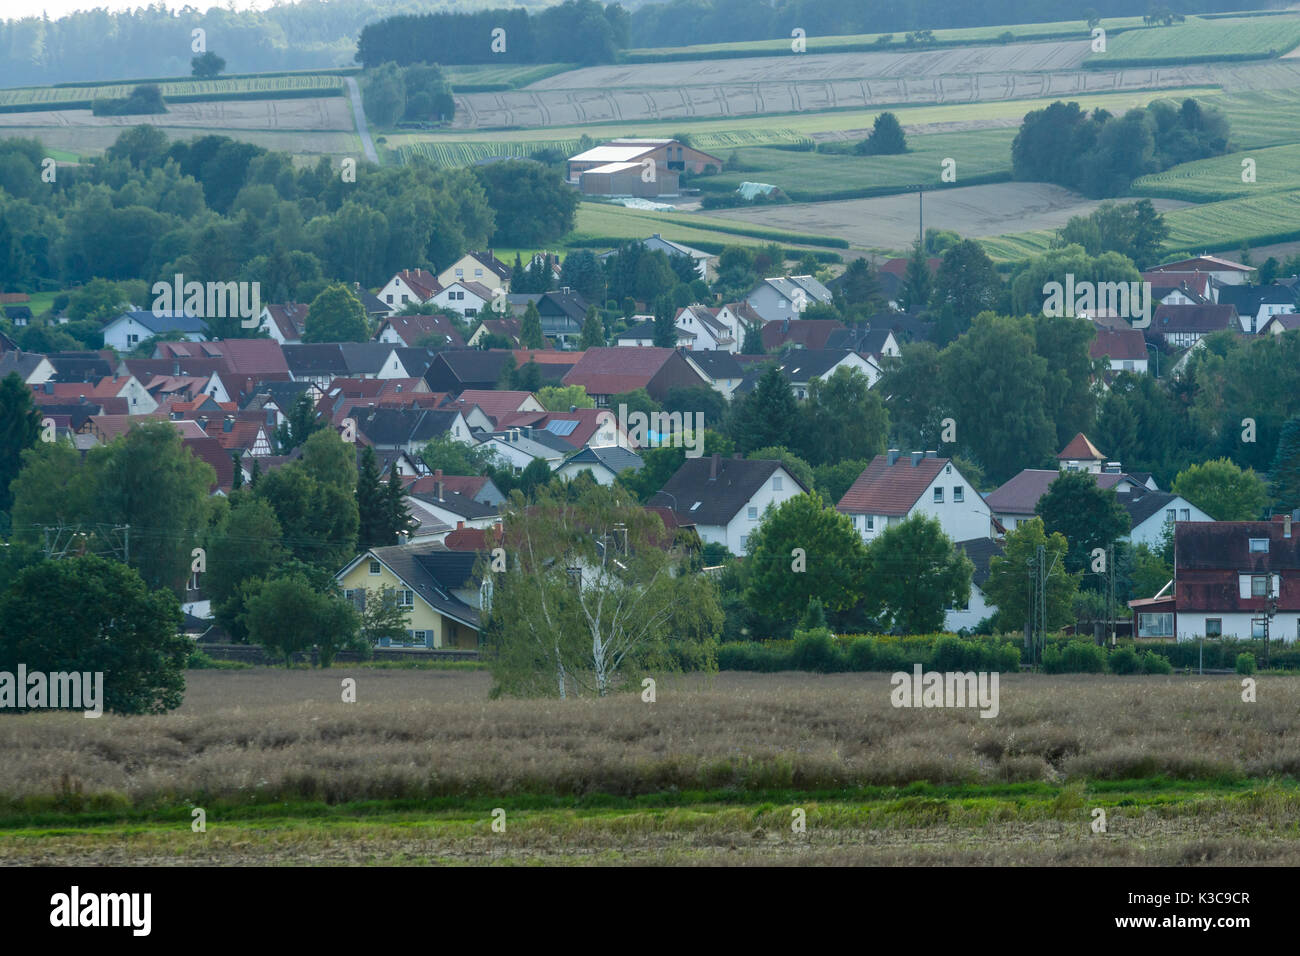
xmin=1252 ymin=575 xmax=1269 ymax=597
xmin=1166 ymin=509 xmax=1176 ymax=522
xmin=1249 ymin=538 xmax=1269 ymax=553
xmin=773 ymin=476 xmax=783 ymax=491
xmin=867 ymin=516 xmax=874 ymax=531
xmin=474 ymin=269 xmax=483 ymax=278
xmin=1252 ymin=618 xmax=1267 ymax=638
xmin=386 ymin=294 xmax=393 ymax=303
xmin=1205 ymin=618 xmax=1222 ymax=637
xmin=1180 ymin=508 xmax=1190 ymax=521
xmin=455 ymin=269 xmax=464 ymax=278
xmin=748 ymin=506 xmax=758 ymax=519
xmin=953 ymin=486 xmax=964 ymax=503
xmin=398 ymin=589 xmax=414 ymax=606
xmin=933 ymin=487 xmax=943 ymax=504
xmin=1138 ymin=612 xmax=1173 ymax=638
xmin=369 ymin=560 xmax=381 ymax=575
xmin=740 ymin=535 xmax=749 ymax=551
xmin=401 ymin=294 xmax=409 ymax=304
xmin=1123 ymin=360 xmax=1134 ymax=371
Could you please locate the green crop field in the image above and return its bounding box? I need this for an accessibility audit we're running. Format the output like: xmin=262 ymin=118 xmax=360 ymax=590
xmin=701 ymin=129 xmax=1016 ymax=202
xmin=1131 ymin=144 xmax=1300 ymax=202
xmin=621 ymin=16 xmax=1153 ymax=61
xmin=570 ymin=202 xmax=847 ymax=250
xmin=1200 ymin=88 xmax=1300 ymax=150
xmin=444 ymin=63 xmax=575 ymax=89
xmin=0 ymin=74 xmax=345 ymax=110
xmin=981 ymin=187 xmax=1300 ymax=262
xmin=1085 ymin=14 xmax=1300 ymax=65
xmin=397 ymin=139 xmax=583 ymax=166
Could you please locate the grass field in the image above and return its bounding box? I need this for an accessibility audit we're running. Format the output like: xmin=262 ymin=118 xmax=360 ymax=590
xmin=1201 ymin=88 xmax=1300 ymax=149
xmin=983 ymin=187 xmax=1300 ymax=261
xmin=0 ymin=74 xmax=345 ymax=111
xmin=701 ymin=129 xmax=1016 ymax=202
xmin=572 ymin=202 xmax=848 ymax=249
xmin=1131 ymin=144 xmax=1300 ymax=202
xmin=2 ymin=668 xmax=1298 ymax=865
xmin=1085 ymin=15 xmax=1300 ymax=66
xmin=621 ymin=17 xmax=1150 ymax=61
xmin=443 ymin=63 xmax=575 ymax=88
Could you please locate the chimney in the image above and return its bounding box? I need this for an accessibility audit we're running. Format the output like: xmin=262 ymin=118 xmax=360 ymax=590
xmin=709 ymin=452 xmax=719 ymax=481
xmin=1286 ymin=514 xmax=1293 ymax=539
xmin=456 ymin=520 xmax=464 ymax=531
xmin=569 ymin=405 xmax=577 ymax=413
xmin=910 ymin=451 xmax=923 ymax=466
xmin=434 ymin=469 xmax=444 ymax=499
xmin=886 ymin=448 xmax=899 ymax=466
xmin=925 ymin=450 xmax=936 ymax=459
xmin=223 ymin=416 xmax=234 ymax=433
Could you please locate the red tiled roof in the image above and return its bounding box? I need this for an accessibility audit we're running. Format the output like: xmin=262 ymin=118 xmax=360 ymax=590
xmin=760 ymin=318 xmax=846 ymax=351
xmin=836 ymin=454 xmax=948 ymax=515
xmin=183 ymin=436 xmax=235 ymax=492
xmin=264 ymin=303 xmax=309 ymax=340
xmin=448 ymin=389 xmax=536 ymax=422
xmin=379 ymin=313 xmax=465 ymax=348
xmin=1058 ymin=432 xmax=1104 ymax=461
xmin=985 ymin=469 xmax=1137 ymax=515
xmin=1141 ymin=271 xmax=1212 ymax=299
xmin=395 ymin=269 xmax=443 ymax=300
xmin=1154 ymin=303 xmax=1237 ymax=333
xmin=405 ymin=474 xmax=488 ymax=499
xmin=878 ymin=257 xmax=941 ymax=277
xmin=1149 ymin=256 xmax=1251 ymax=274
xmin=1090 ymin=328 xmax=1148 ymax=362
xmin=562 ymin=346 xmax=673 ymax=395
xmin=507 ymin=349 xmax=586 ymax=365
xmin=219 ymin=338 xmax=289 ymax=377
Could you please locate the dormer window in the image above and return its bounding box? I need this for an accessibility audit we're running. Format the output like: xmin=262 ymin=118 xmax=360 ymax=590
xmin=1249 ymin=538 xmax=1269 ymax=553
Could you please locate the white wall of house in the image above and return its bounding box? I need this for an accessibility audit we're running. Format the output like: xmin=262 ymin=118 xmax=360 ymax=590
xmin=103 ymin=316 xmax=204 ymax=352
xmin=744 ymin=285 xmax=804 ymax=323
xmin=700 ymin=465 xmax=803 ymax=555
xmin=405 ymin=495 xmax=498 ymax=531
xmin=1128 ymin=501 xmax=1214 ymax=549
xmin=431 ymin=284 xmax=491 ymax=319
xmin=555 ymin=460 xmax=618 ymax=486
xmin=115 ymin=376 xmax=158 ymax=414
xmin=1173 ymin=611 xmax=1298 ymax=643
xmin=1106 ymin=356 xmax=1149 ymax=374
xmin=377 ymin=275 xmax=434 ymax=315
xmin=846 ymin=461 xmax=990 ymax=545
xmin=945 ymin=584 xmax=994 ymax=633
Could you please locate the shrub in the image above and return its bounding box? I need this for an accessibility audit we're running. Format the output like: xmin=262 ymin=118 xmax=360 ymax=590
xmin=845 ymin=638 xmax=874 ymax=671
xmin=1041 ymin=645 xmax=1064 ymax=673
xmin=1061 ymin=641 xmax=1107 ymax=673
xmin=1108 ymin=646 xmax=1140 ymax=674
xmin=1236 ymin=653 xmax=1256 ymax=675
xmin=789 ymin=627 xmax=844 ymax=672
xmin=1141 ymin=650 xmax=1173 ymax=675
xmin=929 ymin=636 xmax=966 ymax=671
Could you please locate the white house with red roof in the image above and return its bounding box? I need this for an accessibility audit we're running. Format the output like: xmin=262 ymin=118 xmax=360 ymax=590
xmin=256 ymin=303 xmax=309 ymax=344
xmin=1090 ymin=328 xmax=1149 ymax=374
xmin=836 ymin=450 xmax=991 ymax=544
xmin=376 ymin=313 xmax=466 ymax=349
xmin=446 ymin=389 xmax=544 ymax=428
xmin=377 ymin=269 xmax=443 ymax=315
xmin=431 ymin=281 xmax=495 ymax=319
xmin=1147 ymin=255 xmax=1253 ymax=287
xmin=675 ymin=304 xmax=737 ymax=352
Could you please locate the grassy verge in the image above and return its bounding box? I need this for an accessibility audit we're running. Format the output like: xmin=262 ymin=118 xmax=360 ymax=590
xmin=570 ymin=202 xmax=849 ymax=249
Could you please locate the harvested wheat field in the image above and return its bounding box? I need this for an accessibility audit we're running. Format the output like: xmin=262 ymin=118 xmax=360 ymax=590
xmin=1 ymin=669 xmax=1296 ymax=865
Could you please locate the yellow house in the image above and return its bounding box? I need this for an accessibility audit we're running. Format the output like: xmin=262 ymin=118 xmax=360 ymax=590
xmin=336 ymin=542 xmax=482 ymax=649
xmin=437 ymin=251 xmax=512 ymax=293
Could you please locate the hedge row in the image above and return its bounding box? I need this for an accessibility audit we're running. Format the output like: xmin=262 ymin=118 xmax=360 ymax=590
xmin=719 ymin=632 xmax=1021 ymax=673
xmin=1082 ymin=51 xmax=1277 ymax=69
xmin=0 ymin=85 xmax=344 ymax=115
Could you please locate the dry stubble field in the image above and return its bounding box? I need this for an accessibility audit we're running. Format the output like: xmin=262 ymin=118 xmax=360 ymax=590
xmin=1 ymin=669 xmax=1298 ymax=865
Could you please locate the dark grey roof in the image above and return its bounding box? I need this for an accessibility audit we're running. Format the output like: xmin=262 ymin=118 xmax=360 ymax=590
xmin=244 ymin=379 xmax=312 ymax=412
xmin=359 ymin=542 xmax=480 ymax=628
xmin=353 ymin=406 xmax=459 ymax=446
xmin=425 ymin=350 xmax=510 ymax=389
xmin=683 ymin=349 xmax=742 ymax=380
xmin=410 ymin=488 xmax=500 ymax=520
xmin=955 ymin=537 xmax=1003 ymax=589
xmin=46 ymin=352 xmax=115 ymax=382
xmin=1216 ymin=283 xmax=1298 ymax=315
xmin=282 ymin=344 xmax=348 ymax=376
xmin=615 ymin=320 xmax=656 ymax=341
xmin=109 ymin=310 xmax=206 ymax=335
xmin=339 ymin=342 xmax=399 ymax=375
xmin=1117 ymin=489 xmax=1179 ymax=527
xmin=825 ymin=327 xmax=893 ymax=354
xmin=0 ymin=351 xmax=46 ymax=379
xmin=352 ymin=286 xmax=390 ymax=316
xmin=566 ymin=444 xmax=644 ymax=474
xmin=733 ymin=349 xmax=859 ymax=394
xmin=649 ymin=455 xmax=808 ymax=526
xmin=391 ymin=347 xmax=443 ymax=378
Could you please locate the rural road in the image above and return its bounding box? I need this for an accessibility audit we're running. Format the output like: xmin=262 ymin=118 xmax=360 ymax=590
xmin=345 ymin=76 xmax=378 ymax=164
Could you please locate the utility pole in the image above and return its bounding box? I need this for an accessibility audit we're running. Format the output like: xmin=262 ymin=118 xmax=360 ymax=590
xmin=124 ymin=523 xmax=129 ymax=565
xmin=1108 ymin=541 xmax=1116 ymax=646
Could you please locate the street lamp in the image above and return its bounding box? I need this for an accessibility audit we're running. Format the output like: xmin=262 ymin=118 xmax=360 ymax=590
xmin=1144 ymin=342 xmax=1160 ymax=378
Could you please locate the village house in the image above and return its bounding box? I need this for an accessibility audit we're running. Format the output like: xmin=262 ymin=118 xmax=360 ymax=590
xmin=101 ymin=310 xmax=206 ymax=352
xmin=336 ymin=542 xmax=482 ymax=649
xmin=377 ymin=269 xmax=442 ymax=315
xmin=837 ymin=450 xmax=992 ymax=544
xmin=743 ymin=276 xmax=834 ymax=323
xmin=733 ymin=348 xmax=880 ymax=398
xmin=1147 ymin=255 xmax=1253 ymax=287
xmin=375 ymin=313 xmax=466 ymax=349
xmin=1153 ymin=303 xmax=1240 ymax=348
xmin=945 ymin=538 xmax=1005 ymax=633
xmin=648 ymin=454 xmax=807 ymax=555
xmin=1216 ymin=283 xmax=1298 ymax=334
xmin=681 ymin=350 xmax=745 ymax=400
xmin=431 ymin=280 xmax=495 ymax=319
xmin=256 ymin=303 xmax=310 ymax=344
xmin=1090 ymin=327 xmax=1149 ymax=373
xmin=466 ymin=317 xmax=523 ymax=348
xmin=598 ymin=234 xmax=714 ymax=280
xmin=675 ymin=304 xmax=736 ymax=351
xmin=1129 ymin=517 xmax=1300 ymax=642
xmin=562 ymin=346 xmax=709 ymax=406
xmin=554 ymin=445 xmax=645 ymax=486
xmin=506 ymin=289 xmax=589 ymax=347
xmin=436 ymin=251 xmax=512 ymax=293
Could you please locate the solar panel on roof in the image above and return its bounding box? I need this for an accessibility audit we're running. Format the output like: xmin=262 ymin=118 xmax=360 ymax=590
xmin=545 ymin=419 xmax=579 ymax=436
